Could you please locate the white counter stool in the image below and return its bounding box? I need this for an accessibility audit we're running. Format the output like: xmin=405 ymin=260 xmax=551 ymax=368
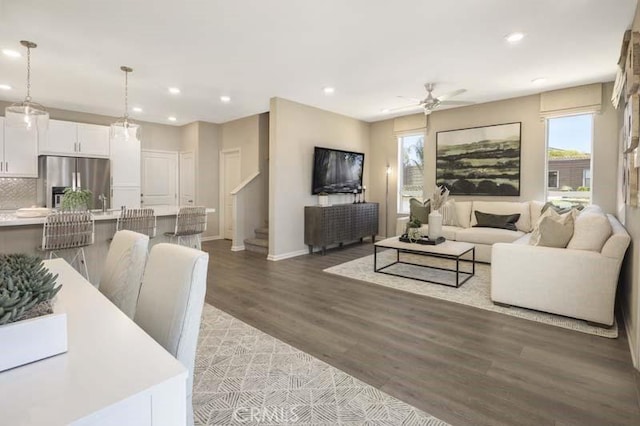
xmin=99 ymin=230 xmax=149 ymax=319
xmin=116 ymin=207 xmax=157 ymax=239
xmin=40 ymin=211 xmax=95 ymax=281
xmin=134 ymin=243 xmax=209 ymax=426
xmin=164 ymin=206 xmax=207 ymax=250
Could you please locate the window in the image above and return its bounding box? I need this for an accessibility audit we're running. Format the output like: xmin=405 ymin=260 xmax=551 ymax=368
xmin=548 ymin=171 xmax=559 ymax=188
xmin=546 ymin=114 xmax=593 ymax=206
xmin=583 ymin=169 xmax=591 ymax=188
xmin=397 ymin=133 xmax=425 ymax=214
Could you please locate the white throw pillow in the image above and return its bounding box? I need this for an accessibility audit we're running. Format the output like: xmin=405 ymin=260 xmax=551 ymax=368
xmin=567 ymin=213 xmax=612 ymax=252
xmin=454 ymin=201 xmax=473 ymax=228
xmin=439 ymin=199 xmax=458 ymax=226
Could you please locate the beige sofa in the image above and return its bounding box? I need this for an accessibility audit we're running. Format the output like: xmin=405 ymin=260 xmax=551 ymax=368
xmin=397 ymin=200 xmax=545 ymax=263
xmin=396 ymin=200 xmax=630 ymax=326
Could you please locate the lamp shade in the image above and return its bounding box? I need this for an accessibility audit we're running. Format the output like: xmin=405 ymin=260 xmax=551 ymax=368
xmin=5 ymin=100 xmax=49 ymax=131
xmin=110 ymin=118 xmax=140 ymax=141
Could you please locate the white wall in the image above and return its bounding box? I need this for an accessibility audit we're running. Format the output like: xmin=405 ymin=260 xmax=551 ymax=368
xmin=620 ymin=2 xmax=640 ymax=371
xmin=269 ymin=97 xmax=371 ymax=259
xmin=221 ymin=114 xmax=261 ymax=180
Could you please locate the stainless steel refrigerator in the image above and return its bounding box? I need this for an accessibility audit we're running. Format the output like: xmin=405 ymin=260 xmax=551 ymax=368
xmin=37 ymin=156 xmax=110 ymax=209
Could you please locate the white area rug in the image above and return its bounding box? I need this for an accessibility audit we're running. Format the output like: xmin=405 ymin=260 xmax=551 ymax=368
xmin=193 ymin=304 xmax=449 ymax=425
xmin=323 ymin=250 xmax=618 ymax=338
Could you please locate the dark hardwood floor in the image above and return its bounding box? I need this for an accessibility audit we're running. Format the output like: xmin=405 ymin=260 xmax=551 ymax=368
xmin=203 ymin=239 xmax=640 ymax=426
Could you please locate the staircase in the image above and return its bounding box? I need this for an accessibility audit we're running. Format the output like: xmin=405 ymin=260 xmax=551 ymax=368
xmin=244 ymin=225 xmax=268 ymax=254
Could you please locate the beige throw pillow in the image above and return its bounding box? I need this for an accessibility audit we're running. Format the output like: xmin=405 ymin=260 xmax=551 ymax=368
xmin=529 ymin=208 xmax=576 ymax=248
xmin=439 ymin=199 xmax=458 ymax=226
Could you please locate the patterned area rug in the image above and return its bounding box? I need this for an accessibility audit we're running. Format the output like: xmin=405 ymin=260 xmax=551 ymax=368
xmin=193 ymin=304 xmax=449 ymax=425
xmin=323 ymin=250 xmax=618 ymax=338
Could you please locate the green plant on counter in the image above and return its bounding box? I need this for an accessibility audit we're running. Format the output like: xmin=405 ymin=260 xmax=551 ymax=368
xmin=60 ymin=188 xmax=93 ymax=211
xmin=407 ymin=218 xmax=422 ymax=229
xmin=0 ymin=254 xmax=61 ymax=325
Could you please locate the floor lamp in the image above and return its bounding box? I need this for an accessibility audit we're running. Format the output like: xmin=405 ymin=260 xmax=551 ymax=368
xmin=385 ymin=165 xmax=391 ymax=237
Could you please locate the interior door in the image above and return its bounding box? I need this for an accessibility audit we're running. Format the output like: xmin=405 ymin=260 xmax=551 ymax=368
xmin=222 ymin=150 xmax=241 ymax=240
xmin=179 ymin=151 xmax=195 ymax=207
xmin=141 ymin=150 xmax=178 ymax=207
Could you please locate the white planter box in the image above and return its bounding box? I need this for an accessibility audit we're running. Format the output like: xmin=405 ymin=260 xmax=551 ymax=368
xmin=0 ymin=311 xmax=68 ymax=372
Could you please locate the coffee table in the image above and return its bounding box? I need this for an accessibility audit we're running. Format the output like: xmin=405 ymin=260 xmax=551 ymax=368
xmin=374 ymin=237 xmax=475 ymax=288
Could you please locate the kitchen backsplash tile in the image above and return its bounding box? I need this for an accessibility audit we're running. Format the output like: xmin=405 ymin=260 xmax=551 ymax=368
xmin=0 ymin=178 xmax=37 ymax=209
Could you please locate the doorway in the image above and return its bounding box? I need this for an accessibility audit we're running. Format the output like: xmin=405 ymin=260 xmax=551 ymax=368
xmin=141 ymin=150 xmax=178 ymax=207
xmin=220 ymin=149 xmax=241 ymax=240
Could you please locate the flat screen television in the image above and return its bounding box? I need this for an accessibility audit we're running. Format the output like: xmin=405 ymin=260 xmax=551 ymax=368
xmin=312 ymin=147 xmax=364 ymax=194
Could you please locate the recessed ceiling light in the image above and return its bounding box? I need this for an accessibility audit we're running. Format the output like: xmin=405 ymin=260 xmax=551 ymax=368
xmin=323 ymin=87 xmax=335 ymax=95
xmin=220 ymin=95 xmax=231 ymax=103
xmin=531 ymin=77 xmax=547 ymax=84
xmin=381 ymin=108 xmax=390 ymax=113
xmin=168 ymin=116 xmax=177 ymax=122
xmin=505 ymin=32 xmax=525 ymax=44
xmin=2 ymin=49 xmax=21 ymax=58
xmin=168 ymin=87 xmax=181 ymax=94
xmin=132 ymin=107 xmax=143 ymax=112
xmin=0 ymin=84 xmax=11 ymax=90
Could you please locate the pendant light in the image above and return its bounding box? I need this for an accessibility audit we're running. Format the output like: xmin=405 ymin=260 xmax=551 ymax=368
xmin=5 ymin=40 xmax=49 ymax=131
xmin=110 ymin=66 xmax=140 ymax=141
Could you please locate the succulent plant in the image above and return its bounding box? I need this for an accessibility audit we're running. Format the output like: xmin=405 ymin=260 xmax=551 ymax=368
xmin=0 ymin=254 xmax=61 ymax=325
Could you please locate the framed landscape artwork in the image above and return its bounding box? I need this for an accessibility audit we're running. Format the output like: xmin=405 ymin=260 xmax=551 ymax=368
xmin=436 ymin=122 xmax=522 ymax=196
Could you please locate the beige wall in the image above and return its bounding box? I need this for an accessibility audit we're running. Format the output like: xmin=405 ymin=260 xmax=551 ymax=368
xmin=0 ymin=99 xmax=182 ymax=151
xmin=369 ymin=83 xmax=620 ymax=237
xmin=269 ymin=97 xmax=371 ymax=259
xmin=179 ymin=121 xmax=221 ymax=238
xmin=621 ymin=4 xmax=640 ymax=370
xmin=221 ymin=114 xmax=261 ymax=180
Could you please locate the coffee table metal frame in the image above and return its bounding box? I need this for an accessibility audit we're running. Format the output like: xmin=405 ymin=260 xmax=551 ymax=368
xmin=374 ymin=240 xmax=475 ymax=288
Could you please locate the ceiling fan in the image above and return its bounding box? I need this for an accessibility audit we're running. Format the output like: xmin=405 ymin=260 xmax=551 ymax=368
xmin=386 ymin=83 xmax=474 ymax=115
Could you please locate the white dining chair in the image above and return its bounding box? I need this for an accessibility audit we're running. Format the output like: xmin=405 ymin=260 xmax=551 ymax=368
xmin=134 ymin=243 xmax=209 ymax=426
xmin=99 ymin=230 xmax=149 ymax=319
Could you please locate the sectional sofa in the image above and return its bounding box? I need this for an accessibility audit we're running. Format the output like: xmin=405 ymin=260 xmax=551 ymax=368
xmin=396 ymin=200 xmax=630 ymax=326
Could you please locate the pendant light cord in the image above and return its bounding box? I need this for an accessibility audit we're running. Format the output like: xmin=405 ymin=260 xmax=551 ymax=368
xmin=25 ymin=45 xmax=31 ymax=102
xmin=124 ymin=69 xmax=129 ymax=120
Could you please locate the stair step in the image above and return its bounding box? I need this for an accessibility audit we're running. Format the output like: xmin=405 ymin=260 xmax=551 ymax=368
xmin=255 ymin=227 xmax=269 ymax=239
xmin=244 ymin=237 xmax=268 ymax=254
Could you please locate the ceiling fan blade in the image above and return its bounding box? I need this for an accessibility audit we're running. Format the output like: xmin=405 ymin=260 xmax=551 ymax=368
xmin=436 ymin=89 xmax=466 ymax=101
xmin=397 ymin=95 xmax=422 ymax=102
xmin=438 ymin=100 xmax=475 ymax=106
xmin=385 ymin=103 xmax=423 ymax=112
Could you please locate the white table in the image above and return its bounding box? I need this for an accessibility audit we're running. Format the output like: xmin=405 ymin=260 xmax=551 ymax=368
xmin=0 ymin=259 xmax=188 ymax=426
xmin=374 ymin=237 xmax=475 ymax=287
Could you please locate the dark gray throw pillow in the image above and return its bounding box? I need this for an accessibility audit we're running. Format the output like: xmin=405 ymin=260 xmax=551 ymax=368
xmin=473 ymin=211 xmax=521 ymax=232
xmin=409 ymin=198 xmax=430 ymax=224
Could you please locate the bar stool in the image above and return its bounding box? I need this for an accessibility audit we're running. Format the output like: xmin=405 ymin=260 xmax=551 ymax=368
xmin=164 ymin=206 xmax=207 ymax=250
xmin=40 ymin=211 xmax=95 ymax=281
xmin=116 ymin=207 xmax=157 ymax=238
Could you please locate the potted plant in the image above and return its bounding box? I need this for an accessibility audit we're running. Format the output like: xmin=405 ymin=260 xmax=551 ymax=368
xmin=428 ymin=185 xmax=449 ymax=240
xmin=0 ymin=254 xmax=66 ymax=372
xmin=60 ymin=188 xmax=93 ymax=211
xmin=318 ymin=191 xmax=330 ymax=207
xmin=406 ymin=218 xmax=423 ymax=241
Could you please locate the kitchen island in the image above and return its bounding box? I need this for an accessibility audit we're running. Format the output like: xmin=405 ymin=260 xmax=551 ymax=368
xmin=0 ymin=206 xmax=215 ymax=286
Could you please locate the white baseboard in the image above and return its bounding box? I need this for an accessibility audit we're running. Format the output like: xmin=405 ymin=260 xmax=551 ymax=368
xmin=267 ymin=249 xmax=308 ymax=261
xmin=621 ymin=302 xmax=639 ymax=370
xmin=201 ymin=235 xmax=223 ymax=242
xmin=231 ymin=245 xmax=245 ymax=252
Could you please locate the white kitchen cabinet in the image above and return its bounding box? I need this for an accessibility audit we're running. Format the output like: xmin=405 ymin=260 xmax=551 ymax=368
xmin=0 ymin=117 xmax=39 ymax=178
xmin=110 ymin=133 xmax=141 ymax=187
xmin=111 ymin=186 xmax=141 ymax=210
xmin=39 ymin=119 xmax=110 ymax=158
xmin=41 ymin=119 xmax=77 ymax=155
xmin=77 ymin=123 xmax=110 ymax=157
